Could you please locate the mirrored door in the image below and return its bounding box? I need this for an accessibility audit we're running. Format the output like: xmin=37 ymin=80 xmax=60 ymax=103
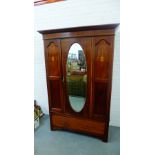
xmin=61 ymin=38 xmax=92 ymax=116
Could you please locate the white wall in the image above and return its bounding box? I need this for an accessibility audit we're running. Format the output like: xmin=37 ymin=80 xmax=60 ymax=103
xmin=34 ymin=0 xmax=120 ymax=126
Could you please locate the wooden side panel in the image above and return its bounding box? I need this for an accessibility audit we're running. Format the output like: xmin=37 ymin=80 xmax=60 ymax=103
xmin=92 ymin=36 xmax=113 ymax=119
xmin=94 ymin=82 xmax=108 ymax=115
xmin=45 ymin=39 xmax=63 ymax=112
xmin=49 ymin=80 xmax=61 ymax=109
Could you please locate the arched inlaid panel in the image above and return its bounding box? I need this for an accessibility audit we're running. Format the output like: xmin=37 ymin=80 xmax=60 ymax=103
xmin=47 ymin=42 xmax=60 ymax=76
xmin=92 ymin=37 xmax=112 ymax=118
xmin=45 ymin=40 xmax=62 ymax=111
xmin=94 ymin=39 xmax=110 ymax=79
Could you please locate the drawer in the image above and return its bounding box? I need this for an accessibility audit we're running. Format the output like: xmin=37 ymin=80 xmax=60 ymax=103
xmin=51 ymin=113 xmax=105 ymax=135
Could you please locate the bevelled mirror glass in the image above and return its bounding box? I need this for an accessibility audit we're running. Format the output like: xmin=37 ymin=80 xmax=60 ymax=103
xmin=66 ymin=43 xmax=87 ymax=112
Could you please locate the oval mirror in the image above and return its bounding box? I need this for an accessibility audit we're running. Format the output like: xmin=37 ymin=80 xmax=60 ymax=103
xmin=66 ymin=43 xmax=87 ymax=112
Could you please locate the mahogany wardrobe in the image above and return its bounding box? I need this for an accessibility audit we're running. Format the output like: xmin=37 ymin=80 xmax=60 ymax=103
xmin=39 ymin=24 xmax=118 ymax=142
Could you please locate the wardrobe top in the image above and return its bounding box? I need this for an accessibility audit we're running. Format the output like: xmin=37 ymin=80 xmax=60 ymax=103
xmin=38 ymin=24 xmax=119 ymax=34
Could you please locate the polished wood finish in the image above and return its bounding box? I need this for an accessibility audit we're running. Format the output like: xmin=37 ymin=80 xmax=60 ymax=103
xmin=41 ymin=29 xmax=115 ymax=40
xmin=92 ymin=35 xmax=114 ymax=121
xmin=51 ymin=113 xmax=106 ymax=136
xmin=38 ymin=24 xmax=118 ymax=34
xmin=44 ymin=39 xmax=63 ymax=113
xmin=39 ymin=24 xmax=118 ymax=142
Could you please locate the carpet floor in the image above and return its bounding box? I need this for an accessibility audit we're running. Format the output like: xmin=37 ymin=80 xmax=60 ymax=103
xmin=34 ymin=115 xmax=120 ymax=155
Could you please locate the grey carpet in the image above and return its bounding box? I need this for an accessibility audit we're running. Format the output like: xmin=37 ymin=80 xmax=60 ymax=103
xmin=34 ymin=115 xmax=120 ymax=155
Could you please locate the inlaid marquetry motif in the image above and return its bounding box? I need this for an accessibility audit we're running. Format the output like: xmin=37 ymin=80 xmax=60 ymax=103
xmin=47 ymin=42 xmax=57 ymax=58
xmin=100 ymin=56 xmax=105 ymax=62
xmin=51 ymin=56 xmax=55 ymax=61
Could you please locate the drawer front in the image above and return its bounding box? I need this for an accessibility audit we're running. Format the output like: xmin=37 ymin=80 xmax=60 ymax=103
xmin=51 ymin=113 xmax=105 ymax=135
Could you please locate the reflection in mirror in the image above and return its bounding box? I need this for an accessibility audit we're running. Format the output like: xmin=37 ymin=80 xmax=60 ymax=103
xmin=66 ymin=43 xmax=87 ymax=112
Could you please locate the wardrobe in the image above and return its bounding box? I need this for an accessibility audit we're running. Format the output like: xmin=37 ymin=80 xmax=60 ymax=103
xmin=39 ymin=24 xmax=118 ymax=142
